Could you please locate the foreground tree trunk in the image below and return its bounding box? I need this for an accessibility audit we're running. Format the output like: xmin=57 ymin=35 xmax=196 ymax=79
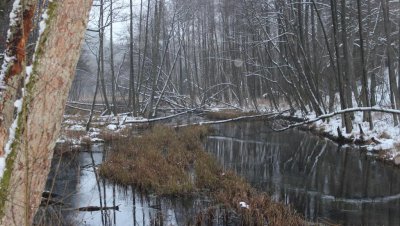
xmin=0 ymin=0 xmax=92 ymax=225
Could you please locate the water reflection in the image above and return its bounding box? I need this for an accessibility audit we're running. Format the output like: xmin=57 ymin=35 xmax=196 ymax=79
xmin=206 ymin=122 xmax=400 ymax=225
xmin=38 ymin=144 xmax=208 ymax=226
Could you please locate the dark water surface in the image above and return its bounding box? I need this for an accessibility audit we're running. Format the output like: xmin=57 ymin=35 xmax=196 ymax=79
xmin=206 ymin=122 xmax=400 ymax=225
xmin=37 ymin=144 xmax=206 ymax=226
xmin=37 ymin=121 xmax=400 ymax=225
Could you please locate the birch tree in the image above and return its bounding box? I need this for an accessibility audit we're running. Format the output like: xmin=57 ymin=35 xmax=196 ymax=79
xmin=0 ymin=0 xmax=92 ymax=225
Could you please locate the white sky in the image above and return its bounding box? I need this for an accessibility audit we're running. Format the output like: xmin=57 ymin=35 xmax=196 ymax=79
xmin=88 ymin=0 xmax=143 ymax=43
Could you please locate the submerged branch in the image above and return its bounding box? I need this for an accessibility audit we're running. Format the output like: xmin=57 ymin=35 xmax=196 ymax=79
xmin=76 ymin=205 xmax=120 ymax=212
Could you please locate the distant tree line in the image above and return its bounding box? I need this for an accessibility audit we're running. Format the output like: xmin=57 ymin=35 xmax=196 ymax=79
xmin=70 ymin=0 xmax=400 ymax=132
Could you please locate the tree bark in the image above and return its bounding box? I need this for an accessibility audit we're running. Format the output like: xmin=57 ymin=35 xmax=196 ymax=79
xmin=0 ymin=0 xmax=92 ymax=225
xmin=330 ymin=0 xmax=352 ymax=133
xmin=381 ymin=0 xmax=399 ymax=125
xmin=110 ymin=0 xmax=117 ymax=115
xmin=357 ymin=0 xmax=373 ymax=129
xmin=128 ymin=0 xmax=136 ymax=115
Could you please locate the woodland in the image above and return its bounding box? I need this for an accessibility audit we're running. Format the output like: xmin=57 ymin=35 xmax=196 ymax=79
xmin=0 ymin=0 xmax=400 ymax=225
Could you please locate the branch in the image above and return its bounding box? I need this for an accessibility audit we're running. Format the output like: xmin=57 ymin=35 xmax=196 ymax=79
xmin=123 ymin=109 xmax=197 ymax=124
xmin=274 ymin=107 xmax=400 ymax=132
xmin=178 ymin=110 xmax=289 ymax=127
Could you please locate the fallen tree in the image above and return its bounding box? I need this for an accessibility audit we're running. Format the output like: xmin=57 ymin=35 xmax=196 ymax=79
xmin=274 ymin=107 xmax=400 ymax=132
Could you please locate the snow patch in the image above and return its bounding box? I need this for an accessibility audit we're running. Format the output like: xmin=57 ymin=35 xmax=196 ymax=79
xmin=0 ymin=98 xmax=23 ymax=178
xmin=106 ymin=124 xmax=118 ymax=131
xmin=91 ymin=138 xmax=104 ymax=143
xmin=0 ymin=0 xmax=21 ymax=90
xmin=239 ymin=201 xmax=250 ymax=209
xmin=68 ymin=125 xmax=85 ymax=131
xmin=8 ymin=0 xmax=21 ymax=30
xmin=25 ymin=65 xmax=33 ymax=84
xmin=38 ymin=10 xmax=49 ymax=36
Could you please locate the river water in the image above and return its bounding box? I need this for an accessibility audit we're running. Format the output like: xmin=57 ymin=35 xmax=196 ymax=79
xmin=36 ymin=121 xmax=400 ymax=225
xmin=206 ymin=122 xmax=400 ymax=225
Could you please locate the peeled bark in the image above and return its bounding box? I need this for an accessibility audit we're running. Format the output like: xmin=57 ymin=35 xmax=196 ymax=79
xmin=0 ymin=1 xmax=36 ymax=155
xmin=0 ymin=0 xmax=92 ymax=225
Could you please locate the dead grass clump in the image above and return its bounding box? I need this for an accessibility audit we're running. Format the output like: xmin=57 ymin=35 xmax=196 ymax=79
xmin=100 ymin=125 xmax=212 ymax=195
xmin=99 ymin=131 xmax=117 ymax=143
xmin=99 ymin=125 xmax=303 ymax=225
xmin=202 ymin=169 xmax=303 ymax=225
xmin=53 ymin=143 xmax=82 ymax=154
xmin=80 ymin=136 xmax=92 ymax=147
xmin=64 ymin=130 xmax=86 ymax=140
xmin=379 ymin=131 xmax=392 ymax=139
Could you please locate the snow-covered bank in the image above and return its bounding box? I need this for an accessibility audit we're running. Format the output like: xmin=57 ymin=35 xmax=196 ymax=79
xmin=287 ymin=109 xmax=400 ymax=163
xmin=203 ymin=105 xmax=400 ymax=164
xmin=59 ymin=105 xmax=400 ymax=165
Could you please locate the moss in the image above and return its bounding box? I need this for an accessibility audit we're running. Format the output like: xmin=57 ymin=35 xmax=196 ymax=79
xmin=0 ymin=99 xmax=25 ymax=218
xmin=28 ymin=0 xmax=58 ymax=78
xmin=0 ymin=149 xmax=17 ymax=217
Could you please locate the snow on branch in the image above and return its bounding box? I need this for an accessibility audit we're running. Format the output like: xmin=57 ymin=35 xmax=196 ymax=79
xmin=178 ymin=110 xmax=289 ymax=127
xmin=274 ymin=107 xmax=400 ymax=132
xmin=123 ymin=109 xmax=198 ymax=124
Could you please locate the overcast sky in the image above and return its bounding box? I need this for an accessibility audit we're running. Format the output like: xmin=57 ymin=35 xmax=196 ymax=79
xmin=88 ymin=0 xmax=142 ymax=43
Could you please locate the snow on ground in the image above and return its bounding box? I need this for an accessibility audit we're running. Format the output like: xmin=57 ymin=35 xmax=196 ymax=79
xmin=106 ymin=124 xmax=118 ymax=131
xmin=59 ymin=101 xmax=400 ymax=164
xmin=68 ymin=124 xmax=85 ymax=131
xmin=291 ymin=109 xmax=400 ymax=162
xmin=57 ymin=115 xmax=134 ymax=147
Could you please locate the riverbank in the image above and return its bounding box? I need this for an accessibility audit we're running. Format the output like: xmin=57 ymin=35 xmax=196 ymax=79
xmin=57 ymin=108 xmax=400 ymax=166
xmin=288 ymin=110 xmax=400 ymax=164
xmin=50 ymin=113 xmax=400 ymax=225
xmin=54 ymin=114 xmax=306 ymax=225
xmin=202 ymin=108 xmax=400 ymax=165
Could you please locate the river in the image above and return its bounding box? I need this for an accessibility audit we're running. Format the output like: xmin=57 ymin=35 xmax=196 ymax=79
xmin=35 ymin=121 xmax=400 ymax=225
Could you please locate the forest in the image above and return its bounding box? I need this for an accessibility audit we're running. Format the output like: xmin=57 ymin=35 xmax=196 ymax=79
xmin=66 ymin=0 xmax=400 ymax=134
xmin=1 ymin=0 xmax=400 ymax=225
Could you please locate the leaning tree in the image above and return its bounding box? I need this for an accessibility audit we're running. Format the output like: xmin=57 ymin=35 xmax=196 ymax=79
xmin=0 ymin=0 xmax=92 ymax=225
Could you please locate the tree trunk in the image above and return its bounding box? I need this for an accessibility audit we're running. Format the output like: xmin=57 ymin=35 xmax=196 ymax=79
xmin=381 ymin=0 xmax=399 ymax=125
xmin=330 ymin=0 xmax=352 ymax=133
xmin=340 ymin=0 xmax=354 ymax=118
xmin=357 ymin=0 xmax=373 ymax=129
xmin=99 ymin=0 xmax=110 ymax=113
xmin=0 ymin=0 xmax=92 ymax=225
xmin=129 ymin=0 xmax=136 ymax=115
xmin=110 ymin=0 xmax=117 ymax=115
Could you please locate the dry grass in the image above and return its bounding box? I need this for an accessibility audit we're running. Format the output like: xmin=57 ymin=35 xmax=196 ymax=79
xmin=98 ymin=126 xmax=133 ymax=143
xmin=63 ymin=130 xmax=86 ymax=140
xmin=100 ymin=125 xmax=211 ymax=195
xmin=99 ymin=125 xmax=304 ymax=225
xmin=379 ymin=131 xmax=392 ymax=139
